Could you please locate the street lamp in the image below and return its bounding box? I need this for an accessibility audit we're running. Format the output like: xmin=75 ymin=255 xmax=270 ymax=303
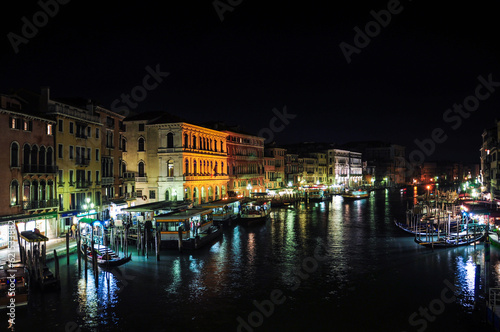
xmin=246 ymin=183 xmax=252 ymax=197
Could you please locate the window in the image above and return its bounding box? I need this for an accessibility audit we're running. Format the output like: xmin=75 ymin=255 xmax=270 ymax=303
xmin=95 ymin=128 xmax=100 ymax=138
xmin=69 ymin=122 xmax=74 ymax=134
xmin=10 ymin=180 xmax=19 ymax=206
xmin=9 ymin=117 xmax=21 ymax=130
xmin=149 ymin=190 xmax=156 ymax=200
xmin=87 ymin=126 xmax=91 ymax=138
xmin=139 ymin=123 xmax=145 ymax=131
xmin=138 ymin=137 xmax=145 ymax=151
xmin=69 ymin=170 xmax=74 ymax=185
xmin=10 ymin=142 xmax=19 ymax=167
xmin=96 ymin=149 xmax=100 ymax=161
xmin=96 ymin=171 xmax=100 ymax=184
xmin=23 ymin=120 xmax=32 ymax=131
xmin=138 ymin=161 xmax=145 ymax=177
xmin=58 ymin=119 xmax=63 ymax=132
xmin=137 ymin=189 xmax=143 ymax=197
xmin=184 ymin=134 xmax=188 ymax=147
xmin=87 ymin=148 xmax=91 ymax=161
xmin=168 ymin=160 xmax=174 ymax=177
xmin=58 ymin=170 xmax=63 ymax=184
xmin=58 ymin=144 xmax=63 ymax=159
xmin=69 ymin=146 xmax=74 ymax=159
xmin=167 ymin=133 xmax=174 ymax=148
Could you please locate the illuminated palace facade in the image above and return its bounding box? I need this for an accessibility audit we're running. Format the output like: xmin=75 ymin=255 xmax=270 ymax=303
xmin=223 ymin=130 xmax=265 ymax=197
xmin=122 ymin=112 xmax=229 ymax=205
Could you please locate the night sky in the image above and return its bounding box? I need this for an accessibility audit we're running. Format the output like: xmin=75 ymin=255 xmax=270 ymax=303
xmin=1 ymin=0 xmax=499 ymax=163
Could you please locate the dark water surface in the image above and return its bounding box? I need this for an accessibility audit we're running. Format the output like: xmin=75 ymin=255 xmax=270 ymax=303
xmin=12 ymin=190 xmax=496 ymax=331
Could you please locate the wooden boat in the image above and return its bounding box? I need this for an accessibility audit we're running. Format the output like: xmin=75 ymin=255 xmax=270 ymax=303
xmin=155 ymin=208 xmax=222 ymax=250
xmin=199 ymin=198 xmax=242 ymax=225
xmin=81 ymin=243 xmax=132 ymax=267
xmin=342 ymin=190 xmax=370 ymax=200
xmin=308 ymin=188 xmax=329 ymax=202
xmin=489 ymin=231 xmax=500 ymax=247
xmin=394 ymin=218 xmax=438 ymax=236
xmin=239 ymin=198 xmax=271 ymax=225
xmin=414 ymin=232 xmax=485 ymax=248
xmin=79 ymin=219 xmax=131 ymax=267
xmin=0 ymin=262 xmax=29 ymax=310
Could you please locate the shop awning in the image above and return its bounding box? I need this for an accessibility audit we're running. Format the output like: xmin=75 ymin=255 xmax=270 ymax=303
xmin=122 ymin=200 xmax=192 ymax=212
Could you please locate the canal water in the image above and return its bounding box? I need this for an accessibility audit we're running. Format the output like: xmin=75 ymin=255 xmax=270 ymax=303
xmin=11 ymin=189 xmax=496 ymax=331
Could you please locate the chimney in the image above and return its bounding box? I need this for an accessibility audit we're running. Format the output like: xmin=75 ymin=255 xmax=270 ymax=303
xmin=40 ymin=86 xmax=50 ymax=113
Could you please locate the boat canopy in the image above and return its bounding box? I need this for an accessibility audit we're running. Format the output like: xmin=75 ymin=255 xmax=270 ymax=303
xmin=19 ymin=230 xmax=49 ymax=242
xmin=155 ymin=208 xmax=213 ymax=222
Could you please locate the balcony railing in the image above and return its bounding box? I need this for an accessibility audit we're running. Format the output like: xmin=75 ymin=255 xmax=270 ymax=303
xmin=158 ymin=176 xmax=175 ymax=182
xmin=101 ymin=177 xmax=114 ymax=186
xmin=135 ymin=176 xmax=148 ymax=182
xmin=76 ymin=180 xmax=92 ymax=188
xmin=23 ymin=199 xmax=58 ymax=210
xmin=75 ymin=158 xmax=90 ymax=166
xmin=124 ymin=192 xmax=137 ymax=199
xmin=22 ymin=164 xmax=58 ymax=174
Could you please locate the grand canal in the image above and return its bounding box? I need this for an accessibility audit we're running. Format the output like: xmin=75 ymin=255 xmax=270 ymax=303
xmin=13 ymin=189 xmax=495 ymax=331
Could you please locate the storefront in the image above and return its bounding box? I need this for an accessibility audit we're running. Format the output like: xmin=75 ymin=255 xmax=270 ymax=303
xmin=0 ymin=212 xmax=58 ymax=247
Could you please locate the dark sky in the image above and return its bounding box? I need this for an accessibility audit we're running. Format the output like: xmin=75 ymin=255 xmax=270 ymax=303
xmin=1 ymin=0 xmax=499 ymax=163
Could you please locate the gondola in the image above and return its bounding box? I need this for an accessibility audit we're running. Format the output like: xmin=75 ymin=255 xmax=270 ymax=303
xmin=414 ymin=232 xmax=485 ymax=248
xmin=81 ymin=242 xmax=132 ymax=267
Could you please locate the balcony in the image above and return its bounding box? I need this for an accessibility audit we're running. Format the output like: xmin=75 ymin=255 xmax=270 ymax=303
xmin=124 ymin=192 xmax=137 ymax=200
xmin=158 ymin=176 xmax=175 ymax=182
xmin=23 ymin=199 xmax=58 ymax=210
xmin=22 ymin=164 xmax=58 ymax=174
xmin=101 ymin=177 xmax=114 ymax=186
xmin=183 ymin=173 xmax=229 ymax=181
xmin=75 ymin=158 xmax=90 ymax=166
xmin=136 ymin=176 xmax=148 ymax=182
xmin=76 ymin=180 xmax=92 ymax=189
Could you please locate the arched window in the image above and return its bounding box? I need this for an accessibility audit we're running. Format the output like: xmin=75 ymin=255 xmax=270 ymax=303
xmin=220 ymin=141 xmax=223 ymax=152
xmin=46 ymin=147 xmax=53 ymax=166
xmin=122 ymin=138 xmax=127 ymax=152
xmin=184 ymin=134 xmax=189 ymax=148
xmin=221 ymin=162 xmax=224 ymax=175
xmin=185 ymin=159 xmax=189 ymax=175
xmin=31 ymin=145 xmax=38 ymax=168
xmin=165 ymin=189 xmax=170 ymax=201
xmin=192 ymin=136 xmax=197 ymax=149
xmin=10 ymin=180 xmax=19 ymax=206
xmin=32 ymin=180 xmax=39 ymax=201
xmin=39 ymin=146 xmax=46 ymax=171
xmin=138 ymin=137 xmax=145 ymax=151
xmin=167 ymin=160 xmax=174 ymax=177
xmin=121 ymin=161 xmax=127 ymax=177
xmin=214 ymin=140 xmax=218 ymax=152
xmin=10 ymin=142 xmax=19 ymax=167
xmin=167 ymin=133 xmax=174 ymax=148
xmin=138 ymin=161 xmax=145 ymax=177
xmin=23 ymin=144 xmax=30 ymax=170
xmin=215 ymin=162 xmax=218 ymax=175
xmin=40 ymin=180 xmax=47 ymax=200
xmin=23 ymin=180 xmax=30 ymax=203
xmin=199 ymin=137 xmax=202 ymax=150
xmin=193 ymin=160 xmax=197 ymax=175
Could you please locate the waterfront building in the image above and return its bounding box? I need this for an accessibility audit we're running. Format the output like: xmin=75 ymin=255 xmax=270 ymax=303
xmin=327 ymin=149 xmax=350 ymax=187
xmin=0 ymin=93 xmax=58 ymax=242
xmin=263 ymin=155 xmax=277 ymax=190
xmin=342 ymin=141 xmax=406 ymax=187
xmin=285 ymin=153 xmax=300 ymax=186
xmin=122 ymin=112 xmax=229 ymax=205
xmin=38 ymin=88 xmax=103 ymax=233
xmin=224 ymin=130 xmax=265 ymax=197
xmin=264 ymin=144 xmax=286 ymax=189
xmin=481 ymin=124 xmax=499 ymax=198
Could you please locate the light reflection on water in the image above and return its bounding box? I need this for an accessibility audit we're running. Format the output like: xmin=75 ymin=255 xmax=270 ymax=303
xmin=12 ymin=190 xmax=498 ymax=331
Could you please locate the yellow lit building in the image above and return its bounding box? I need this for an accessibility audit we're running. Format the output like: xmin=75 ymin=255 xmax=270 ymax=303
xmin=122 ymin=112 xmax=229 ymax=206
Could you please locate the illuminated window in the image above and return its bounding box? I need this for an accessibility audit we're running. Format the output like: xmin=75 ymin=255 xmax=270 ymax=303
xmin=47 ymin=124 xmax=53 ymax=135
